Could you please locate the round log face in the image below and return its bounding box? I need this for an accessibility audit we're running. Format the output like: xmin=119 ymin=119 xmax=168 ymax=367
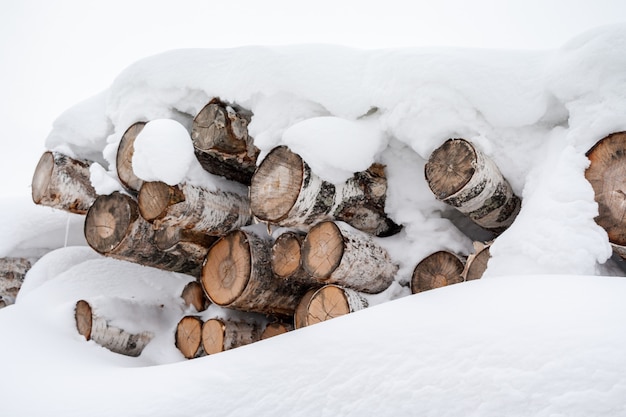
xmin=271 ymin=232 xmax=303 ymax=278
xmin=306 ymin=285 xmax=351 ymax=325
xmin=84 ymin=193 xmax=136 ymax=254
xmin=116 ymin=122 xmax=146 ymax=193
xmin=75 ymin=300 xmax=93 ymax=340
xmin=465 ymin=247 xmax=490 ymax=281
xmin=586 ymin=132 xmax=626 ymax=245
xmin=425 ymin=139 xmax=477 ymax=199
xmin=138 ymin=181 xmax=179 ymax=222
xmin=202 ymin=319 xmax=225 ymax=355
xmin=294 ymin=288 xmax=318 ymax=329
xmin=250 ymin=146 xmax=304 ymax=222
xmin=411 ymin=251 xmax=465 ymax=294
xmin=31 ymin=152 xmax=54 ymax=204
xmin=176 ymin=316 xmax=203 ymax=359
xmin=202 ymin=231 xmax=252 ymax=306
xmin=261 ymin=323 xmax=291 ymax=340
xmin=301 ymin=221 xmax=344 ymax=279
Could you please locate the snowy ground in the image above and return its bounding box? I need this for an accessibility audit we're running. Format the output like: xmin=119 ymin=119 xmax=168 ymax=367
xmin=2 ymin=23 xmax=626 ymax=416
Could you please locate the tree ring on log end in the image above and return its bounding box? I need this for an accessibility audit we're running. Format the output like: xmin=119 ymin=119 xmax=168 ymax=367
xmin=464 ymin=245 xmax=490 ymax=281
xmin=294 ymin=288 xmax=318 ymax=329
xmin=250 ymin=146 xmax=304 ymax=222
xmin=75 ymin=300 xmax=93 ymax=340
xmin=202 ymin=318 xmax=226 ymax=355
xmin=116 ymin=122 xmax=146 ymax=193
xmin=84 ymin=192 xmax=137 ymax=254
xmin=271 ymin=232 xmax=303 ymax=278
xmin=31 ymin=151 xmax=54 ymax=204
xmin=202 ymin=230 xmax=251 ymax=306
xmin=306 ymin=285 xmax=352 ymax=325
xmin=411 ymin=251 xmax=464 ymax=294
xmin=301 ymin=221 xmax=344 ymax=279
xmin=425 ymin=139 xmax=477 ymax=199
xmin=138 ymin=181 xmax=184 ymax=222
xmin=176 ymin=316 xmax=203 ymax=359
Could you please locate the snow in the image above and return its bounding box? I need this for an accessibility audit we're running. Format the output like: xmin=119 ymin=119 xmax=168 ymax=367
xmin=2 ymin=23 xmax=626 ymax=416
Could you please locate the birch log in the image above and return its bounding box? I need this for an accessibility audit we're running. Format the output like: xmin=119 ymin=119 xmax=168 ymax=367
xmin=201 ymin=318 xmax=262 ymax=355
xmin=116 ymin=121 xmax=147 ymax=194
xmin=75 ymin=299 xmax=155 ymax=357
xmin=31 ymin=151 xmax=97 ymax=214
xmin=463 ymin=241 xmax=491 ymax=281
xmin=201 ymin=228 xmax=310 ymax=316
xmin=294 ymin=288 xmax=318 ymax=329
xmin=191 ymin=98 xmax=259 ymax=185
xmin=271 ymin=230 xmax=318 ymax=286
xmin=304 ymin=285 xmax=368 ymax=327
xmin=250 ymin=146 xmax=402 ymax=237
xmin=175 ymin=315 xmax=204 ymax=359
xmin=138 ymin=181 xmax=252 ymax=235
xmin=585 ymin=131 xmax=626 ymax=257
xmin=411 ymin=251 xmax=465 ymax=294
xmin=84 ymin=192 xmax=204 ymax=277
xmin=425 ymin=138 xmax=521 ymax=233
xmin=0 ymin=257 xmax=31 ymax=307
xmin=301 ymin=221 xmax=398 ymax=293
xmin=180 ymin=280 xmax=210 ymax=312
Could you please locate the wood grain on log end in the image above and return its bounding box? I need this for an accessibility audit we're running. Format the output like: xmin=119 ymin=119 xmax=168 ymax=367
xmin=175 ymin=315 xmax=204 ymax=359
xmin=411 ymin=251 xmax=465 ymax=294
xmin=301 ymin=221 xmax=344 ymax=279
xmin=294 ymin=288 xmax=318 ymax=329
xmin=201 ymin=318 xmax=226 ymax=355
xmin=585 ymin=131 xmax=626 ymax=246
xmin=271 ymin=231 xmax=305 ymax=278
xmin=84 ymin=192 xmax=138 ymax=254
xmin=138 ymin=181 xmax=185 ymax=222
xmin=425 ymin=139 xmax=476 ymax=199
xmin=306 ymin=285 xmax=367 ymax=326
xmin=261 ymin=322 xmax=293 ymax=340
xmin=250 ymin=146 xmax=304 ymax=222
xmin=463 ymin=242 xmax=491 ymax=281
xmin=31 ymin=151 xmax=54 ymax=205
xmin=116 ymin=121 xmax=147 ymax=194
xmin=75 ymin=300 xmax=93 ymax=340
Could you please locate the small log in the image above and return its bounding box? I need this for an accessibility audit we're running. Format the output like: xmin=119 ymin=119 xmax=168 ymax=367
xmin=294 ymin=288 xmax=318 ymax=330
xmin=463 ymin=241 xmax=491 ymax=281
xmin=116 ymin=121 xmax=147 ymax=194
xmin=261 ymin=322 xmax=294 ymax=340
xmin=425 ymin=138 xmax=521 ymax=233
xmin=301 ymin=221 xmax=398 ymax=294
xmin=138 ymin=181 xmax=252 ymax=236
xmin=305 ymin=285 xmax=368 ymax=327
xmin=201 ymin=318 xmax=262 ymax=355
xmin=585 ymin=131 xmax=626 ymax=255
xmin=75 ymin=299 xmax=155 ymax=357
xmin=201 ymin=228 xmax=310 ymax=316
xmin=180 ymin=280 xmax=210 ymax=312
xmin=271 ymin=230 xmax=319 ymax=286
xmin=411 ymin=251 xmax=465 ymax=294
xmin=84 ymin=192 xmax=205 ymax=277
xmin=0 ymin=257 xmax=31 ymax=306
xmin=250 ymin=146 xmax=401 ymax=237
xmin=175 ymin=315 xmax=204 ymax=359
xmin=31 ymin=151 xmax=97 ymax=214
xmin=191 ymin=98 xmax=259 ymax=185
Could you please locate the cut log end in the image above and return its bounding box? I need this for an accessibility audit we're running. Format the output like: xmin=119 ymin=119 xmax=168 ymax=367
xmin=116 ymin=122 xmax=147 ymax=193
xmin=202 ymin=230 xmax=251 ymax=306
xmin=138 ymin=181 xmax=185 ymax=222
xmin=306 ymin=285 xmax=363 ymax=326
xmin=175 ymin=316 xmax=204 ymax=359
xmin=201 ymin=319 xmax=225 ymax=355
xmin=181 ymin=281 xmax=210 ymax=312
xmin=75 ymin=300 xmax=93 ymax=340
xmin=271 ymin=231 xmax=304 ymax=278
xmin=464 ymin=244 xmax=491 ymax=281
xmin=84 ymin=192 xmax=136 ymax=254
xmin=411 ymin=251 xmax=465 ymax=294
xmin=425 ymin=139 xmax=476 ymax=199
xmin=294 ymin=288 xmax=318 ymax=329
xmin=301 ymin=221 xmax=344 ymax=279
xmin=31 ymin=151 xmax=54 ymax=204
xmin=250 ymin=146 xmax=304 ymax=222
xmin=261 ymin=322 xmax=292 ymax=340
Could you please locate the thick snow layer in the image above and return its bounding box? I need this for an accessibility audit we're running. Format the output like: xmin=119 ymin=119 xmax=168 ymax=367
xmin=1 ymin=23 xmax=626 ymax=416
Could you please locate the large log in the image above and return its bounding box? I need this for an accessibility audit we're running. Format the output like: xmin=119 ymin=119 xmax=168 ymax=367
xmin=304 ymin=284 xmax=368 ymax=327
xmin=585 ymin=131 xmax=626 ymax=256
xmin=138 ymin=181 xmax=252 ymax=236
xmin=116 ymin=121 xmax=147 ymax=194
xmin=84 ymin=192 xmax=205 ymax=277
xmin=201 ymin=228 xmax=310 ymax=316
xmin=201 ymin=318 xmax=262 ymax=355
xmin=425 ymin=138 xmax=521 ymax=233
xmin=31 ymin=151 xmax=97 ymax=214
xmin=411 ymin=251 xmax=465 ymax=294
xmin=75 ymin=299 xmax=155 ymax=357
xmin=175 ymin=315 xmax=204 ymax=359
xmin=191 ymin=98 xmax=259 ymax=185
xmin=463 ymin=241 xmax=491 ymax=281
xmin=250 ymin=146 xmax=402 ymax=237
xmin=0 ymin=257 xmax=31 ymax=307
xmin=301 ymin=221 xmax=398 ymax=293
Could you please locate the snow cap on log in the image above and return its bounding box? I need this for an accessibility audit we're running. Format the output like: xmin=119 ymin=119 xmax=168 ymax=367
xmin=425 ymin=138 xmax=521 ymax=233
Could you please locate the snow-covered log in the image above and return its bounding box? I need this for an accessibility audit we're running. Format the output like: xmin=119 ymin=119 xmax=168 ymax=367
xmin=303 ymin=284 xmax=368 ymax=327
xmin=115 ymin=121 xmax=147 ymax=194
xmin=463 ymin=241 xmax=491 ymax=281
xmin=180 ymin=280 xmax=210 ymax=312
xmin=411 ymin=251 xmax=465 ymax=294
xmin=191 ymin=98 xmax=259 ymax=185
xmin=84 ymin=192 xmax=205 ymax=277
xmin=201 ymin=228 xmax=310 ymax=317
xmin=201 ymin=318 xmax=262 ymax=355
xmin=138 ymin=181 xmax=252 ymax=236
xmin=425 ymin=138 xmax=521 ymax=233
xmin=585 ymin=131 xmax=626 ymax=257
xmin=301 ymin=221 xmax=398 ymax=293
xmin=0 ymin=257 xmax=31 ymax=307
xmin=31 ymin=151 xmax=97 ymax=214
xmin=74 ymin=299 xmax=156 ymax=357
xmin=175 ymin=315 xmax=204 ymax=359
xmin=250 ymin=146 xmax=402 ymax=237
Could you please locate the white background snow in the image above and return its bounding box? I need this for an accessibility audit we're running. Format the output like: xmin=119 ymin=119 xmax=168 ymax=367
xmin=2 ymin=2 xmax=626 ymax=416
